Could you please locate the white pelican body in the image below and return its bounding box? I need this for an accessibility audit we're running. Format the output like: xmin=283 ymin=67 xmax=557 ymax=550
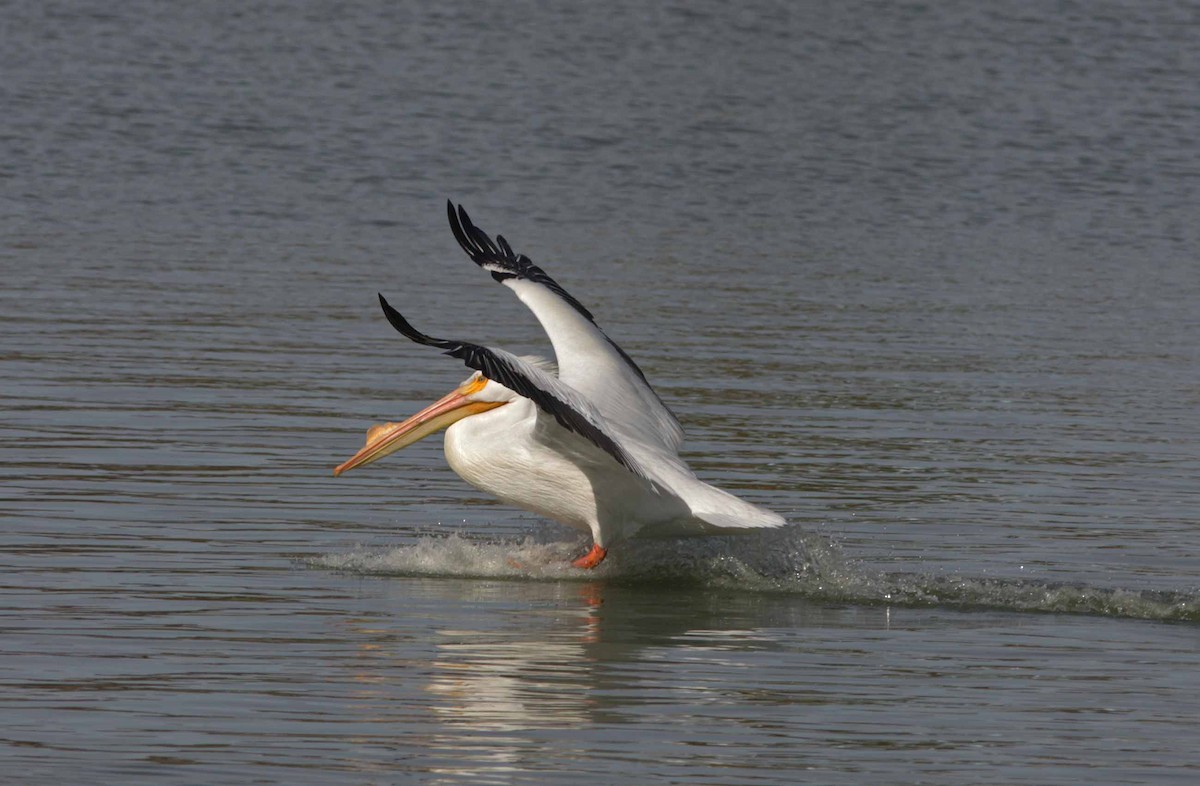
xmin=445 ymin=397 xmax=680 ymax=540
xmin=335 ymin=204 xmax=785 ymax=567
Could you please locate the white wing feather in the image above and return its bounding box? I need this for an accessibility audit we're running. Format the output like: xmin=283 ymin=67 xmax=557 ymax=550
xmin=440 ymin=204 xmax=785 ymax=536
xmin=504 ymin=278 xmax=684 ymax=450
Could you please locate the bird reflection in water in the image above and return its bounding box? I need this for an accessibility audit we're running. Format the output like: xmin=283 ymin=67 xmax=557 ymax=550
xmin=422 ymin=582 xmax=604 ymax=781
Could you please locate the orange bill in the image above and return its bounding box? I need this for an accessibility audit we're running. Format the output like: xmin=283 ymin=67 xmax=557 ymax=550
xmin=334 ymin=380 xmax=501 ymax=476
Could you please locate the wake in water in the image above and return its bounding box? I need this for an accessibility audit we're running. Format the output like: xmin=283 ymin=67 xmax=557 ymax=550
xmin=310 ymin=526 xmax=1200 ymax=622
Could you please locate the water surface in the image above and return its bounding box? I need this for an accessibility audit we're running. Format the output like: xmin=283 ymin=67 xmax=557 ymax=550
xmin=3 ymin=1 xmax=1199 ymax=783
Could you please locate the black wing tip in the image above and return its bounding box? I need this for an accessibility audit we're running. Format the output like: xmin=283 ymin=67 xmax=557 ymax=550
xmin=376 ymin=293 xmax=454 ymax=351
xmin=446 ymin=200 xmax=504 ymax=267
xmin=446 ymin=201 xmax=475 ymax=260
xmin=451 ymin=201 xmax=472 ymax=239
xmin=377 ymin=292 xmax=412 ymax=336
xmin=443 ymin=202 xmax=596 ymax=323
xmin=446 ymin=199 xmax=471 ymax=223
xmin=456 ymin=203 xmax=473 ymax=229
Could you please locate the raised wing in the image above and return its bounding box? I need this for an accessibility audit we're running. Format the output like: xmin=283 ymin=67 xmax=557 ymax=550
xmin=378 ymin=294 xmax=660 ymax=486
xmin=447 ymin=202 xmax=684 ymax=451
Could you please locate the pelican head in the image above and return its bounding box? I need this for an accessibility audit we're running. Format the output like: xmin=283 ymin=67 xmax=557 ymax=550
xmin=334 ymin=372 xmax=512 ymax=476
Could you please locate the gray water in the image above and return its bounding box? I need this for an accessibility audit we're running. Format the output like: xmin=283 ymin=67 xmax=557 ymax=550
xmin=3 ymin=1 xmax=1199 ymax=783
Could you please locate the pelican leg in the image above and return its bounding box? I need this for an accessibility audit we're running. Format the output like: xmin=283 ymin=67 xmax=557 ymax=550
xmin=571 ymin=543 xmax=608 ymax=569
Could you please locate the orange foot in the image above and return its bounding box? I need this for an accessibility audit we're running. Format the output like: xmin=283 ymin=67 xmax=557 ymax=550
xmin=571 ymin=543 xmax=608 ymax=569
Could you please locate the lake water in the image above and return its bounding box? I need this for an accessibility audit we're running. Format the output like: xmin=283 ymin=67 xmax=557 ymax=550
xmin=3 ymin=1 xmax=1199 ymax=783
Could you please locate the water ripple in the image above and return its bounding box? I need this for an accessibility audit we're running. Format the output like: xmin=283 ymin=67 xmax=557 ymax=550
xmin=311 ymin=528 xmax=1200 ymax=623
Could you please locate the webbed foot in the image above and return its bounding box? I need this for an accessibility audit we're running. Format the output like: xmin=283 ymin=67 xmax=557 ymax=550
xmin=570 ymin=543 xmax=607 ymax=569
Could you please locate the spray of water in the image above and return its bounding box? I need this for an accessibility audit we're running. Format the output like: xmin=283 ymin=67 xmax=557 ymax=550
xmin=310 ymin=526 xmax=1200 ymax=622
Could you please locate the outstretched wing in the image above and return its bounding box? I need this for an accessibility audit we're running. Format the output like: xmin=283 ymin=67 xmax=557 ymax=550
xmin=447 ymin=202 xmax=684 ymax=451
xmin=378 ymin=294 xmax=660 ymax=485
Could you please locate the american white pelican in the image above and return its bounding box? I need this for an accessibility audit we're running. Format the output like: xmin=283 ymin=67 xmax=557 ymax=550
xmin=334 ymin=203 xmax=785 ymax=568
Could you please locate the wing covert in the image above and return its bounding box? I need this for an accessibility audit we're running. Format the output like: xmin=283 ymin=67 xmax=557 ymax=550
xmin=446 ymin=202 xmax=685 ymax=450
xmin=378 ymin=295 xmax=660 ymax=485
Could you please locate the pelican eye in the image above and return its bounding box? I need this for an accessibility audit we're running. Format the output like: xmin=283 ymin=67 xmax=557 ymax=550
xmin=458 ymin=375 xmax=489 ymax=396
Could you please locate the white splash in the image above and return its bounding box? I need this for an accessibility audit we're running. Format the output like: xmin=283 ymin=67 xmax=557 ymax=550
xmin=309 ymin=526 xmax=1200 ymax=622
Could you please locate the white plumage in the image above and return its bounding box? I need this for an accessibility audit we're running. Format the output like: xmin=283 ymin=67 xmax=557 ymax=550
xmin=334 ymin=204 xmax=784 ymax=568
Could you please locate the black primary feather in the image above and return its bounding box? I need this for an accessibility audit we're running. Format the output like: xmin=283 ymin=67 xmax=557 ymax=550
xmin=377 ymin=294 xmax=644 ymax=476
xmin=445 ymin=201 xmax=669 ymax=396
xmin=446 ymin=201 xmax=596 ymax=322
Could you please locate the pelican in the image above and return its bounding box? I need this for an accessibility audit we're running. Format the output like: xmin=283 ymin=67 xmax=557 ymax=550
xmin=334 ymin=203 xmax=785 ymax=568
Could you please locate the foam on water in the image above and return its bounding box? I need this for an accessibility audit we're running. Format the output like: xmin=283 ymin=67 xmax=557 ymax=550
xmin=310 ymin=527 xmax=1200 ymax=622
